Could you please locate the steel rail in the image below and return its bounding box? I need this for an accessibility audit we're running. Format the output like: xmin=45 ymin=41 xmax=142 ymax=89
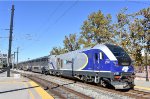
xmin=21 ymin=73 xmax=92 ymax=99
xmin=12 ymin=70 xmax=150 ymax=99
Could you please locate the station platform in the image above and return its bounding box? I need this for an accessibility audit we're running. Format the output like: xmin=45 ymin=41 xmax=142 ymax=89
xmin=134 ymin=75 xmax=150 ymax=92
xmin=0 ymin=72 xmax=54 ymax=99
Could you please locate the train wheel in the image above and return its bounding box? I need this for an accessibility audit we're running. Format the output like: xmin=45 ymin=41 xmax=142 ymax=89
xmin=44 ymin=72 xmax=48 ymax=75
xmin=100 ymin=79 xmax=107 ymax=87
xmin=81 ymin=76 xmax=87 ymax=83
xmin=41 ymin=71 xmax=44 ymax=74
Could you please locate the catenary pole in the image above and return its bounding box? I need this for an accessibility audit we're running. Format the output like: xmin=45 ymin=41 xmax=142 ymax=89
xmin=16 ymin=47 xmax=19 ymax=69
xmin=13 ymin=52 xmax=16 ymax=69
xmin=145 ymin=51 xmax=149 ymax=81
xmin=7 ymin=5 xmax=15 ymax=77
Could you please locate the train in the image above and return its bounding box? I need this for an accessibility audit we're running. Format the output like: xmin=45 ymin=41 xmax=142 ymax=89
xmin=18 ymin=44 xmax=135 ymax=89
xmin=18 ymin=56 xmax=49 ymax=73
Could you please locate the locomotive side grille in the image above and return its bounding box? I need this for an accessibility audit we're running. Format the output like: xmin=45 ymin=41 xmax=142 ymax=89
xmin=121 ymin=72 xmax=132 ymax=76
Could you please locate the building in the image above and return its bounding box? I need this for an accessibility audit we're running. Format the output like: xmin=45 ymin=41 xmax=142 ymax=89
xmin=0 ymin=53 xmax=7 ymax=68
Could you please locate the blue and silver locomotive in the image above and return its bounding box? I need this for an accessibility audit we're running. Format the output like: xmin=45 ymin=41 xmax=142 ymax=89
xmin=48 ymin=44 xmax=135 ymax=89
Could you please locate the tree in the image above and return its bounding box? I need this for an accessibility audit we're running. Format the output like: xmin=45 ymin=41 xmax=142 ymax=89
xmin=130 ymin=7 xmax=150 ymax=66
xmin=129 ymin=18 xmax=144 ymax=65
xmin=114 ymin=8 xmax=132 ymax=52
xmin=138 ymin=8 xmax=150 ymax=54
xmin=114 ymin=8 xmax=149 ymax=66
xmin=63 ymin=33 xmax=80 ymax=51
xmin=50 ymin=47 xmax=67 ymax=55
xmin=80 ymin=10 xmax=114 ymax=47
xmin=135 ymin=48 xmax=142 ymax=66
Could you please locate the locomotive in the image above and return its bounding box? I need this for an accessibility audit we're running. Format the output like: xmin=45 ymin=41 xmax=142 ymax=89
xmin=19 ymin=44 xmax=135 ymax=89
xmin=48 ymin=44 xmax=135 ymax=89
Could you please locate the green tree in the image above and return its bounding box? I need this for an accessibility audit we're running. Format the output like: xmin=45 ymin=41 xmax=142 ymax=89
xmin=129 ymin=7 xmax=150 ymax=66
xmin=138 ymin=8 xmax=150 ymax=53
xmin=63 ymin=33 xmax=80 ymax=51
xmin=50 ymin=47 xmax=67 ymax=55
xmin=137 ymin=7 xmax=150 ymax=66
xmin=129 ymin=18 xmax=144 ymax=65
xmin=114 ymin=8 xmax=132 ymax=52
xmin=80 ymin=10 xmax=114 ymax=47
xmin=135 ymin=48 xmax=143 ymax=66
xmin=116 ymin=7 xmax=150 ymax=66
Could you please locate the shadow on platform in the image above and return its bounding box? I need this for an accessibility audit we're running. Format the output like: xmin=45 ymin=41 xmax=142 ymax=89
xmin=0 ymin=86 xmax=39 ymax=94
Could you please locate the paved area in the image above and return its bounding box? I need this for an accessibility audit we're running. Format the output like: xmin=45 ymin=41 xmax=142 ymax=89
xmin=134 ymin=75 xmax=150 ymax=92
xmin=0 ymin=72 xmax=54 ymax=99
xmin=6 ymin=69 xmax=150 ymax=95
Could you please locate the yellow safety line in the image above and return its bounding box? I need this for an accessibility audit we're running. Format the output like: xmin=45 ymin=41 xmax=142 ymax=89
xmin=29 ymin=81 xmax=54 ymax=99
xmin=134 ymin=86 xmax=150 ymax=91
xmin=23 ymin=82 xmax=35 ymax=99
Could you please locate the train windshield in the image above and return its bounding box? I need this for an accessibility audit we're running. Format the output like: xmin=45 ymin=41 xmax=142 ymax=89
xmin=106 ymin=44 xmax=131 ymax=66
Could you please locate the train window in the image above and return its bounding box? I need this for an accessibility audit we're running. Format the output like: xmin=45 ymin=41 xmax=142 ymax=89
xmin=43 ymin=58 xmax=45 ymax=61
xmin=45 ymin=58 xmax=47 ymax=61
xmin=99 ymin=52 xmax=103 ymax=60
xmin=61 ymin=59 xmax=63 ymax=68
xmin=95 ymin=53 xmax=98 ymax=60
xmin=41 ymin=58 xmax=44 ymax=61
xmin=57 ymin=58 xmax=61 ymax=69
xmin=44 ymin=58 xmax=46 ymax=61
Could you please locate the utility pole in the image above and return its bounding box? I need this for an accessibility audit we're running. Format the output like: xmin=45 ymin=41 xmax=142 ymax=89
xmin=145 ymin=50 xmax=149 ymax=81
xmin=7 ymin=5 xmax=15 ymax=77
xmin=13 ymin=52 xmax=16 ymax=69
xmin=71 ymin=58 xmax=74 ymax=77
xmin=16 ymin=47 xmax=19 ymax=69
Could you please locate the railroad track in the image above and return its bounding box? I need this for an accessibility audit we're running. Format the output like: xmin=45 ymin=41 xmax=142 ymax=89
xmin=50 ymin=75 xmax=150 ymax=99
xmin=19 ymin=72 xmax=92 ymax=99
xmin=0 ymin=67 xmax=8 ymax=73
xmin=12 ymin=70 xmax=150 ymax=99
xmin=124 ymin=90 xmax=150 ymax=99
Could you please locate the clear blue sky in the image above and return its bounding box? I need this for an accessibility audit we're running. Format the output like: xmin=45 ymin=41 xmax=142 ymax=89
xmin=0 ymin=1 xmax=149 ymax=62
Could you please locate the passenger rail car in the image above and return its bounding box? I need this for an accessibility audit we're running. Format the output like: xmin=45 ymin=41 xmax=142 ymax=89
xmin=48 ymin=44 xmax=135 ymax=89
xmin=18 ymin=56 xmax=49 ymax=73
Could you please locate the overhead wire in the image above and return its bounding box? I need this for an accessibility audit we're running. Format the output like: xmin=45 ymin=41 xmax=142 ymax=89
xmin=36 ymin=0 xmax=78 ymax=41
xmin=52 ymin=0 xmax=79 ymax=26
xmin=36 ymin=1 xmax=64 ymax=34
xmin=125 ymin=0 xmax=150 ymax=6
xmin=17 ymin=1 xmax=65 ymax=50
xmin=31 ymin=1 xmax=65 ymax=42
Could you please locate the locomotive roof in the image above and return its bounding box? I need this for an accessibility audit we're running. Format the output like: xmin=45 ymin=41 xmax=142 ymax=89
xmin=54 ymin=44 xmax=118 ymax=61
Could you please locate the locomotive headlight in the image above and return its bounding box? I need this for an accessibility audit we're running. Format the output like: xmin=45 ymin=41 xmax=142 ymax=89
xmin=114 ymin=72 xmax=120 ymax=75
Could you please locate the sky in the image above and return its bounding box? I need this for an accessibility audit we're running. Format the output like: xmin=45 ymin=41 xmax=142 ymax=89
xmin=0 ymin=0 xmax=149 ymax=62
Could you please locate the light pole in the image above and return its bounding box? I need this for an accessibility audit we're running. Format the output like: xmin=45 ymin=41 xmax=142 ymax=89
xmin=145 ymin=50 xmax=149 ymax=81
